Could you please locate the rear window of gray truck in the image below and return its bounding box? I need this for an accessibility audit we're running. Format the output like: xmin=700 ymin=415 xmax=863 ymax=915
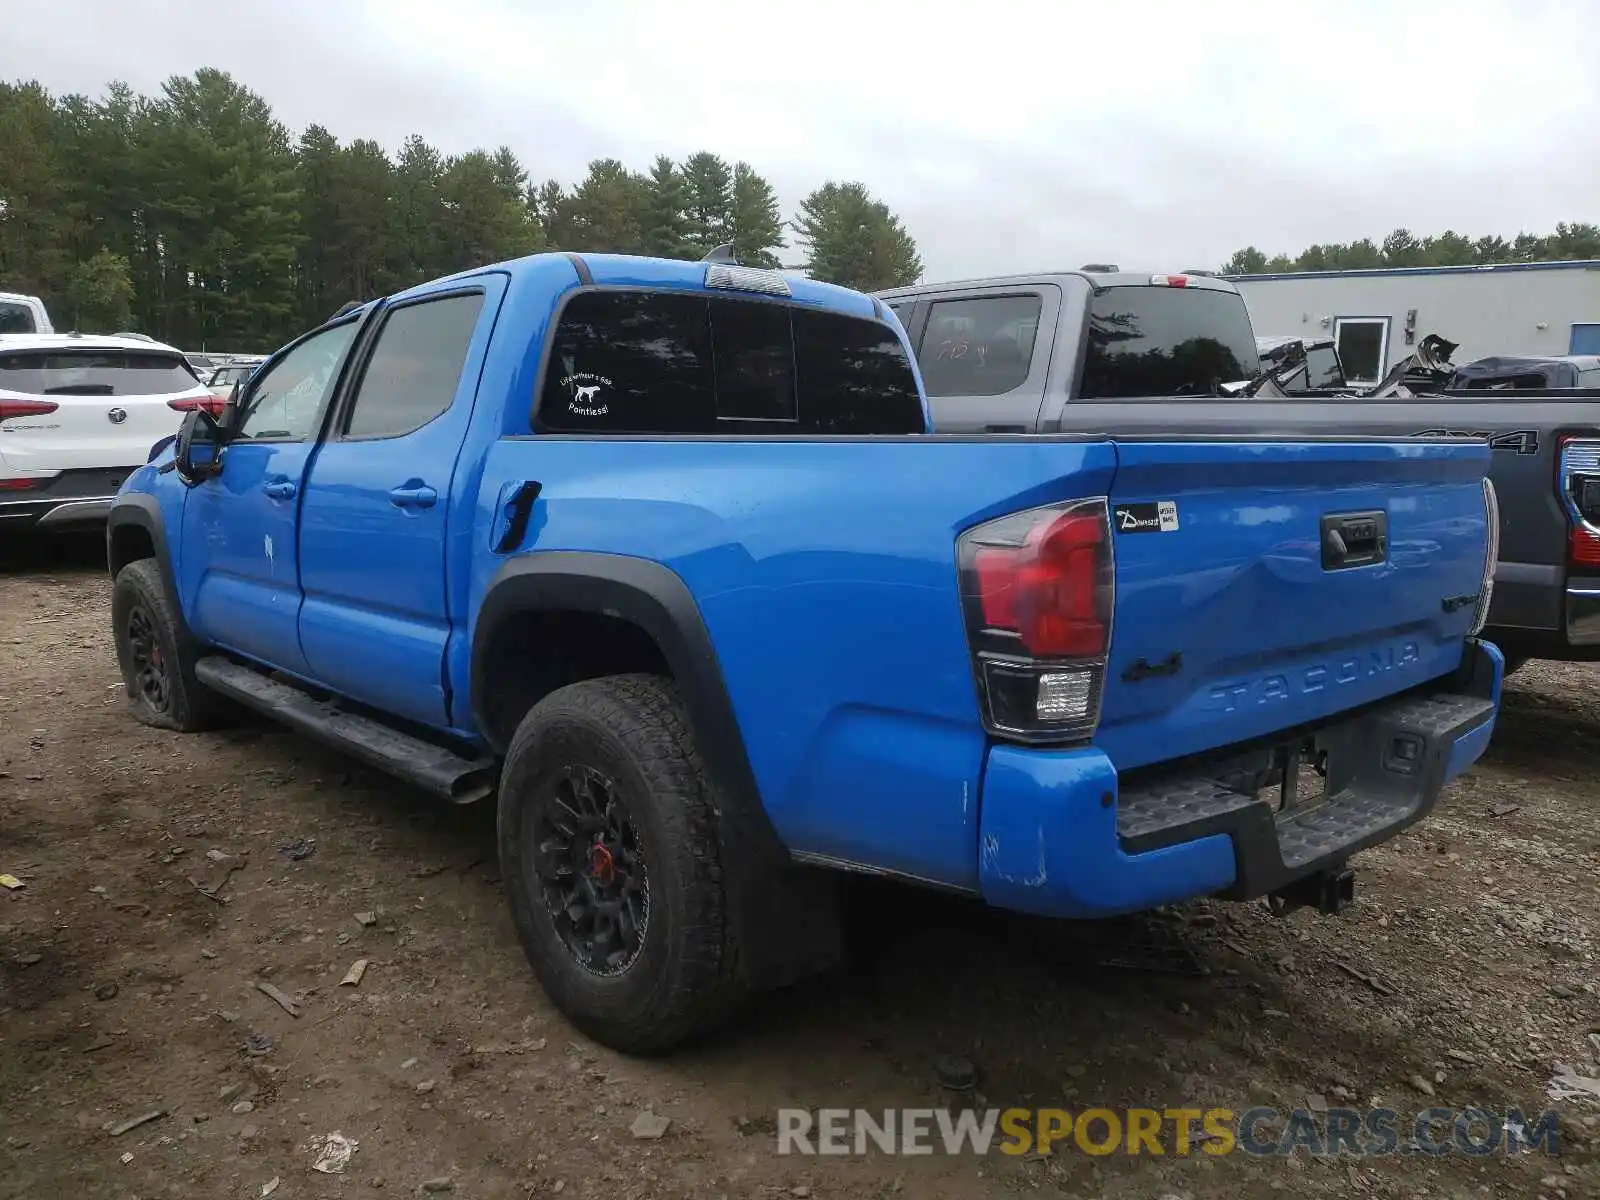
xmin=1082 ymin=286 xmax=1260 ymax=398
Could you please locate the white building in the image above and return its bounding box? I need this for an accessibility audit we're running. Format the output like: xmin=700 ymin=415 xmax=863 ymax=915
xmin=1225 ymin=259 xmax=1600 ymax=387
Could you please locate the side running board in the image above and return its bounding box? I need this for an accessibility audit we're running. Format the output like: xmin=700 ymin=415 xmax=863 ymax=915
xmin=194 ymin=656 xmax=496 ymax=804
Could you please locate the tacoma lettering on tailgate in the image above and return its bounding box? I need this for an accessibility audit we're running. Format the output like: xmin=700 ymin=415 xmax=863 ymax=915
xmin=1206 ymin=641 xmax=1423 ymax=712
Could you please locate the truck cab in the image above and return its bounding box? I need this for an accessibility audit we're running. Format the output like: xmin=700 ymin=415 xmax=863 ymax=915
xmin=878 ymin=269 xmax=1261 ymax=432
xmin=0 ymin=292 xmax=54 ymax=336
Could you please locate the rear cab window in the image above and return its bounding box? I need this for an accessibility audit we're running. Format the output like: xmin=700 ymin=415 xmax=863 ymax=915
xmin=0 ymin=349 xmax=198 ymax=397
xmin=0 ymin=301 xmax=38 ymax=335
xmin=536 ymin=290 xmax=924 ymax=435
xmin=1081 ymin=286 xmax=1260 ymax=398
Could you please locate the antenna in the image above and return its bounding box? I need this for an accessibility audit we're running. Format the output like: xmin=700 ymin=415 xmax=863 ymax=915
xmin=701 ymin=244 xmax=739 ymax=265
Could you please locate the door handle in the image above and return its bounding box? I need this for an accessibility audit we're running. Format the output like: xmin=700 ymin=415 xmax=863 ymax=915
xmin=388 ymin=482 xmax=438 ymax=509
xmin=262 ymin=479 xmax=297 ymax=500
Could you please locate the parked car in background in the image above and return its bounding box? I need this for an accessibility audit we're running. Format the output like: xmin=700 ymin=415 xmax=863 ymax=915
xmin=0 ymin=292 xmax=54 ymax=335
xmin=109 ymin=251 xmax=1500 ymax=1053
xmin=203 ymin=358 xmax=264 ymax=406
xmin=1 ymin=333 xmax=214 ymax=532
xmin=1449 ymin=354 xmax=1600 ymax=390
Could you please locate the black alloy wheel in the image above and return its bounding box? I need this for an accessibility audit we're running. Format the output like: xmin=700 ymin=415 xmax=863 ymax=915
xmin=532 ymin=764 xmax=651 ymax=976
xmin=124 ymin=604 xmax=170 ymax=712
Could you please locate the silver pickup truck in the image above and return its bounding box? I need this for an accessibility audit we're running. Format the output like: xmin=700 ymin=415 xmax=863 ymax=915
xmin=879 ymin=268 xmax=1600 ymax=672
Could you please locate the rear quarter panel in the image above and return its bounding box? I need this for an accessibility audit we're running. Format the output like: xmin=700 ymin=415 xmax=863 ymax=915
xmin=470 ymin=435 xmax=1118 ymax=890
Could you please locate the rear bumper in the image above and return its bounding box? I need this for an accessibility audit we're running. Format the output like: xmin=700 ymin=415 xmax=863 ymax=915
xmin=0 ymin=494 xmax=118 ymax=529
xmin=1483 ymin=561 xmax=1600 ymax=655
xmin=1565 ymin=585 xmax=1600 ymax=645
xmin=0 ymin=466 xmax=137 ymax=531
xmin=977 ymin=639 xmax=1502 ymax=919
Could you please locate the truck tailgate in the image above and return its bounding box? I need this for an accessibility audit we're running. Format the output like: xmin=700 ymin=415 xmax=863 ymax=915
xmin=1096 ymin=438 xmax=1493 ymax=771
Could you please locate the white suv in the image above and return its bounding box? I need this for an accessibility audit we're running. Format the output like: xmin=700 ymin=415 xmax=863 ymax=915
xmin=0 ymin=334 xmax=218 ymax=532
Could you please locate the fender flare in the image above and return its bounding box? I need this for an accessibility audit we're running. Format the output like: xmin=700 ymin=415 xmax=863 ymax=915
xmin=472 ymin=553 xmax=843 ymax=989
xmin=106 ymin=495 xmax=190 ymax=635
xmin=472 ymin=551 xmax=766 ymax=825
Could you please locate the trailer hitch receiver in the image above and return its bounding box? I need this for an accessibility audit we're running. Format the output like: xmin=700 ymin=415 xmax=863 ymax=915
xmin=1269 ymin=867 xmax=1356 ymax=916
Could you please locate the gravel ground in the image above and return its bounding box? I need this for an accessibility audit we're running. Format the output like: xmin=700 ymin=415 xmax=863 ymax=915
xmin=1 ymin=534 xmax=1597 ymax=1199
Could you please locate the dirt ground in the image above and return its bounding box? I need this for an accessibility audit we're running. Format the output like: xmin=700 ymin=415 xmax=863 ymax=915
xmin=2 ymin=535 xmax=1597 ymax=1200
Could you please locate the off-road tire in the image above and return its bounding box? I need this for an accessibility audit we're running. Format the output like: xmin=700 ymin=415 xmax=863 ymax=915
xmin=111 ymin=558 xmax=233 ymax=732
xmin=498 ymin=674 xmax=745 ymax=1054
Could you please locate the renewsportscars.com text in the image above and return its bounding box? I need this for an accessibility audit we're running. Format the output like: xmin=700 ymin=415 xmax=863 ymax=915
xmin=776 ymin=1106 xmax=1561 ymax=1158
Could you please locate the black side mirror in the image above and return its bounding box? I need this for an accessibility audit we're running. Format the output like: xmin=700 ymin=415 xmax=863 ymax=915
xmin=216 ymin=378 xmax=243 ymax=435
xmin=174 ymin=409 xmax=225 ymax=482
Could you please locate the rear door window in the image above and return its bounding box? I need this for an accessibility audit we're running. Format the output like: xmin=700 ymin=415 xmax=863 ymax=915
xmin=1081 ymin=286 xmax=1260 ymax=398
xmin=917 ymin=296 xmax=1041 ymax=397
xmin=537 ymin=290 xmax=923 ymax=435
xmin=0 ymin=350 xmax=198 ymax=397
xmin=341 ymin=292 xmax=485 ymax=439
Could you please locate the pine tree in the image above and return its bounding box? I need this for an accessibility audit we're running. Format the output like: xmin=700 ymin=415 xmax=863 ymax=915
xmin=1222 ymin=247 xmax=1269 ymax=275
xmin=438 ymin=150 xmax=539 ymax=272
xmin=0 ymin=81 xmax=75 ymax=302
xmin=681 ymin=151 xmax=733 ymax=254
xmin=641 ymin=156 xmax=691 ymax=259
xmin=65 ymin=247 xmax=134 ymax=330
xmin=294 ymin=124 xmax=342 ymax=324
xmin=565 ymin=159 xmax=647 ymax=254
xmin=792 ymin=181 xmax=921 ymax=290
xmin=729 ymin=162 xmax=784 ymax=268
xmin=387 ymin=134 xmax=451 ymax=288
xmin=142 ymin=69 xmax=302 ymax=347
xmin=530 ymin=179 xmax=576 ymax=249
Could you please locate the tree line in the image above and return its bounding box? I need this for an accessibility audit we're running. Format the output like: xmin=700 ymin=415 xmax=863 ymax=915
xmin=0 ymin=70 xmax=924 ymax=350
xmin=1223 ymin=223 xmax=1600 ymax=276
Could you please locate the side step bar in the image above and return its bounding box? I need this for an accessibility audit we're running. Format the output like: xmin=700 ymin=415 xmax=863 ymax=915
xmin=194 ymin=656 xmax=496 ymax=804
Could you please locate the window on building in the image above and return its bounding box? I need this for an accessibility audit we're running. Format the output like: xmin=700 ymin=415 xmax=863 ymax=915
xmin=1333 ymin=317 xmax=1390 ymax=387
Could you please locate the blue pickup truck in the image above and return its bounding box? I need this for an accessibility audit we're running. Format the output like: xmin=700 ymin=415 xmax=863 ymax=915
xmin=106 ymin=252 xmax=1504 ymax=1052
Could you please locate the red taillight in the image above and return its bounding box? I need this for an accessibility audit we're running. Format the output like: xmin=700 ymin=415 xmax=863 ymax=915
xmin=1572 ymin=527 xmax=1600 ymax=567
xmin=168 ymin=395 xmax=226 ymax=417
xmin=0 ymin=478 xmax=36 ymax=491
xmin=959 ymin=499 xmax=1114 ymax=742
xmin=1150 ymin=274 xmax=1189 ymax=288
xmin=1557 ymin=434 xmax=1600 ymax=567
xmin=0 ymin=399 xmax=59 ymax=420
xmin=974 ymin=511 xmax=1107 ymax=656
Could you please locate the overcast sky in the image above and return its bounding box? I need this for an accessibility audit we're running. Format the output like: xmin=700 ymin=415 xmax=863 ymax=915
xmin=6 ymin=0 xmax=1597 ymax=281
